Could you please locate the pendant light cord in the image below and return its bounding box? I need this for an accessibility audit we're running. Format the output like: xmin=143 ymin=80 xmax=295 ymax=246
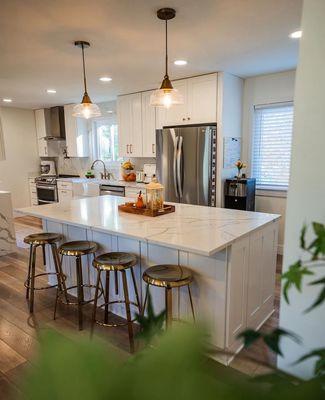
xmin=165 ymin=18 xmax=168 ymax=78
xmin=81 ymin=43 xmax=88 ymax=93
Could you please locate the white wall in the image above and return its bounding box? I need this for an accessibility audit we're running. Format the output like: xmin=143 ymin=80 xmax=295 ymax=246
xmin=278 ymin=0 xmax=325 ymax=379
xmin=0 ymin=107 xmax=39 ymax=208
xmin=217 ymin=72 xmax=244 ymax=207
xmin=242 ymin=70 xmax=296 ymax=253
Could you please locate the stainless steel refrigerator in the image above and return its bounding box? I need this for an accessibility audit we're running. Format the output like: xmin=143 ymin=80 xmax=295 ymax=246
xmin=156 ymin=124 xmax=217 ymax=206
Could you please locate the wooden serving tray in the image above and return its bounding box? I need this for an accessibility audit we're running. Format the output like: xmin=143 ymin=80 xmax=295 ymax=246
xmin=118 ymin=203 xmax=175 ymax=217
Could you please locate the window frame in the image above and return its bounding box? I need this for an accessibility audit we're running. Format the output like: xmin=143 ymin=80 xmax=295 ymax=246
xmin=90 ymin=116 xmax=122 ymax=166
xmin=251 ymin=101 xmax=294 ymax=194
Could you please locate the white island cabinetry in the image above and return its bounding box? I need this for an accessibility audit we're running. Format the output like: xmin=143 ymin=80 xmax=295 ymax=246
xmin=17 ymin=196 xmax=279 ymax=364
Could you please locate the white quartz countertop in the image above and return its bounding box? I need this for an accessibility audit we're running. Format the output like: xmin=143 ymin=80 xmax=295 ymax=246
xmin=16 ymin=196 xmax=280 ymax=256
xmin=57 ymin=177 xmax=148 ymax=188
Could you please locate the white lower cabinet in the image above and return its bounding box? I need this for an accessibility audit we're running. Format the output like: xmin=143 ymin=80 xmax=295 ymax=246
xmin=29 ymin=178 xmax=38 ymax=206
xmin=58 ymin=189 xmax=73 ymax=204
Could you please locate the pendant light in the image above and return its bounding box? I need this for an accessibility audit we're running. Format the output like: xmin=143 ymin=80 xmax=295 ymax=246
xmin=72 ymin=41 xmax=101 ymax=119
xmin=150 ymin=8 xmax=183 ymax=108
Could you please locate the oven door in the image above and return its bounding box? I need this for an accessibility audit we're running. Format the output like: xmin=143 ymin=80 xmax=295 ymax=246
xmin=36 ymin=184 xmax=58 ymax=204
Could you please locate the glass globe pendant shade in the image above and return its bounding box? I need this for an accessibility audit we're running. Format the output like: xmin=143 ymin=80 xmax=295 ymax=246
xmin=72 ymin=92 xmax=101 ymax=119
xmin=150 ymin=75 xmax=183 ymax=108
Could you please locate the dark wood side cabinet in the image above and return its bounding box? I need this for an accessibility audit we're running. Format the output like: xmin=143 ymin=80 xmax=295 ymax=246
xmin=224 ymin=178 xmax=256 ymax=211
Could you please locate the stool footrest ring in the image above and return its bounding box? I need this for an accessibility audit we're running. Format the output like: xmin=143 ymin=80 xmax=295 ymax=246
xmin=24 ymin=272 xmax=67 ymax=291
xmin=58 ymin=284 xmax=103 ymax=306
xmin=94 ymin=300 xmax=140 ymax=327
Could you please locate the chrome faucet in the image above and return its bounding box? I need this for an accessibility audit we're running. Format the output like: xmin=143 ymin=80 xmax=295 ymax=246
xmin=90 ymin=159 xmax=110 ymax=180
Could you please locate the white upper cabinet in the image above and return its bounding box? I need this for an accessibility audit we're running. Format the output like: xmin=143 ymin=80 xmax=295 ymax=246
xmin=141 ymin=91 xmax=156 ymax=157
xmin=164 ymin=79 xmax=188 ymax=126
xmin=117 ymin=93 xmax=142 ymax=158
xmin=117 ymin=73 xmax=218 ymax=157
xmin=35 ymin=109 xmax=47 ymax=139
xmin=156 ymin=74 xmax=217 ymax=128
xmin=64 ymin=104 xmax=89 ymax=157
xmin=187 ymin=74 xmax=217 ymax=124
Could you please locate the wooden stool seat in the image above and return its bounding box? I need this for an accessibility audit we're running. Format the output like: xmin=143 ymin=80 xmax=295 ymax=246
xmin=142 ymin=264 xmax=195 ymax=329
xmin=55 ymin=240 xmax=99 ymax=330
xmin=24 ymin=232 xmax=65 ymax=314
xmin=24 ymin=232 xmax=62 ymax=245
xmin=93 ymin=252 xmax=137 ymax=271
xmin=143 ymin=264 xmax=193 ymax=288
xmin=59 ymin=240 xmax=98 ymax=256
xmin=91 ymin=252 xmax=140 ymax=353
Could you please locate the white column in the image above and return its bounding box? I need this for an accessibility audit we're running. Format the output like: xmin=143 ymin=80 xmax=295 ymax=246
xmin=278 ymin=0 xmax=325 ymax=378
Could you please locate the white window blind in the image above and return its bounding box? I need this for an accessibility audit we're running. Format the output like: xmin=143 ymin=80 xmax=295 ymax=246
xmin=252 ymin=102 xmax=293 ymax=190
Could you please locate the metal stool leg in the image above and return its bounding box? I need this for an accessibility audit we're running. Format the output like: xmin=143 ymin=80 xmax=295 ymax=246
xmin=91 ymin=269 xmax=101 ymax=338
xmin=42 ymin=244 xmax=46 ymax=266
xmin=130 ymin=267 xmax=141 ymax=313
xmin=26 ymin=244 xmax=33 ymax=300
xmin=187 ymin=285 xmax=195 ymax=323
xmin=104 ymin=271 xmax=110 ymax=324
xmin=142 ymin=283 xmax=149 ymax=316
xmin=114 ymin=270 xmax=119 ymax=295
xmin=121 ymin=270 xmax=134 ymax=353
xmin=76 ymin=256 xmax=84 ymax=330
xmin=29 ymin=245 xmax=37 ymax=313
xmin=165 ymin=287 xmax=173 ymax=329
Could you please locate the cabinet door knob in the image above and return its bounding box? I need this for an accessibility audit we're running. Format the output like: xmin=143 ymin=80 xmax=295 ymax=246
xmin=182 ymin=118 xmax=186 ymax=121
xmin=187 ymin=117 xmax=190 ymax=120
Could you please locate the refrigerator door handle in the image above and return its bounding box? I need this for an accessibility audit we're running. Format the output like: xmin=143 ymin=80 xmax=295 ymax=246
xmin=173 ymin=136 xmax=179 ymax=198
xmin=177 ymin=136 xmax=183 ymax=199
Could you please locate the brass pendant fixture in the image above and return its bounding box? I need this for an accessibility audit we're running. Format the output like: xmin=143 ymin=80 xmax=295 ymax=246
xmin=150 ymin=8 xmax=183 ymax=108
xmin=72 ymin=40 xmax=101 ymax=119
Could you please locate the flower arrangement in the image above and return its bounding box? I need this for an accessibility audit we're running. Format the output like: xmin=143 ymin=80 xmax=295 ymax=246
xmin=235 ymin=159 xmax=247 ymax=178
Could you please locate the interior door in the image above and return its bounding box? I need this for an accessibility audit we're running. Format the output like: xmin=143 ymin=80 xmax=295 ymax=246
xmin=156 ymin=128 xmax=179 ymax=203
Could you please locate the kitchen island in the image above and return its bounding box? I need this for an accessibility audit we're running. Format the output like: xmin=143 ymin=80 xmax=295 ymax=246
xmin=16 ymin=195 xmax=280 ymax=363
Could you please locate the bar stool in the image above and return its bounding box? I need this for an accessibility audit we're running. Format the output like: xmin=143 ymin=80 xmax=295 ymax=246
xmin=56 ymin=240 xmax=99 ymax=330
xmin=142 ymin=265 xmax=195 ymax=329
xmin=91 ymin=252 xmax=141 ymax=353
xmin=24 ymin=232 xmax=66 ymax=313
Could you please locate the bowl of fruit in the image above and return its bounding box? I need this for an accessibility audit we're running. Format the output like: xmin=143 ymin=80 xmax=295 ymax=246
xmin=121 ymin=160 xmax=136 ymax=182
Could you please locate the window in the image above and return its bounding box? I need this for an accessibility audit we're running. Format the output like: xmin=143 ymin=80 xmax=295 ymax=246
xmin=252 ymin=102 xmax=293 ymax=190
xmin=92 ymin=118 xmax=122 ymax=163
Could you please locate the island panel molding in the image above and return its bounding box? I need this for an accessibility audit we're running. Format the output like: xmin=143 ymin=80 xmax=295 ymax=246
xmin=16 ymin=196 xmax=279 ymax=363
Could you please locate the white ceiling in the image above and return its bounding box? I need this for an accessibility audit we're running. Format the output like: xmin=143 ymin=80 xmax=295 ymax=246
xmin=0 ymin=0 xmax=303 ymax=109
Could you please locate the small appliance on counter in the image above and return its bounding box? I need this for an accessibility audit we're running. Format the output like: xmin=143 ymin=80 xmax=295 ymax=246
xmin=224 ymin=178 xmax=256 ymax=211
xmin=143 ymin=163 xmax=156 ymax=183
xmin=40 ymin=160 xmax=56 ymax=176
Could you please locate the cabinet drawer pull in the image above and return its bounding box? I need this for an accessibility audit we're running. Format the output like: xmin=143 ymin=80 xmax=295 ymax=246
xmin=152 ymin=143 xmax=155 ymax=154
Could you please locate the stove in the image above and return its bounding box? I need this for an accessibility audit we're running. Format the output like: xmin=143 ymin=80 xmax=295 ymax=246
xmin=35 ymin=174 xmax=79 ymax=205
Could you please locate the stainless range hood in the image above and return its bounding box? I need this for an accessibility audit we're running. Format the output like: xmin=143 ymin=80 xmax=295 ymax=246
xmin=43 ymin=106 xmax=66 ymax=140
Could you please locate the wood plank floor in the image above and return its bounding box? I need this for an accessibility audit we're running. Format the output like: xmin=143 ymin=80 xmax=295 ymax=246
xmin=0 ymin=216 xmax=281 ymax=398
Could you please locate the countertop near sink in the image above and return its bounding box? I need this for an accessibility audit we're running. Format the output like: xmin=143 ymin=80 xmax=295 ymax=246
xmin=56 ymin=177 xmax=148 ymax=188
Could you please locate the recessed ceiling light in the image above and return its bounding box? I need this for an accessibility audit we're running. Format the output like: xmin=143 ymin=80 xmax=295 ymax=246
xmin=46 ymin=89 xmax=56 ymax=94
xmin=107 ymin=110 xmax=114 ymax=114
xmin=99 ymin=76 xmax=112 ymax=82
xmin=174 ymin=60 xmax=187 ymax=66
xmin=289 ymin=30 xmax=302 ymax=39
xmin=2 ymin=98 xmax=12 ymax=103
